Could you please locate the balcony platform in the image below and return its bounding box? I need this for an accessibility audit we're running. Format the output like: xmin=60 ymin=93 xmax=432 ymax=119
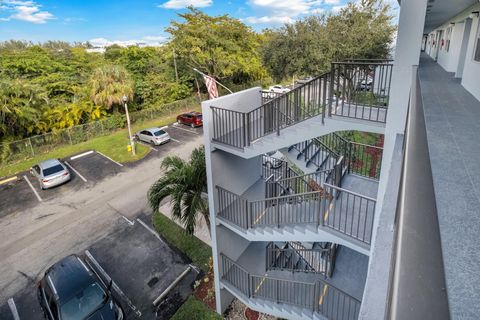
xmin=419 ymin=54 xmax=480 ymax=319
xmin=233 ymin=242 xmax=368 ymax=301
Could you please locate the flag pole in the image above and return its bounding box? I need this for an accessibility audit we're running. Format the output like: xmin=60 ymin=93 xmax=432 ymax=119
xmin=193 ymin=68 xmax=233 ymax=94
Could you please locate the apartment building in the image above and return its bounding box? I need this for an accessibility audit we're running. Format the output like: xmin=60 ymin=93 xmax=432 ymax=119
xmin=202 ymin=0 xmax=480 ymax=319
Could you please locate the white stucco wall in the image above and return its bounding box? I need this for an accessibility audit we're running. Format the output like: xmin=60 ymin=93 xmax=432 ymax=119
xmin=461 ymin=15 xmax=480 ymax=101
xmin=425 ymin=4 xmax=480 ymax=101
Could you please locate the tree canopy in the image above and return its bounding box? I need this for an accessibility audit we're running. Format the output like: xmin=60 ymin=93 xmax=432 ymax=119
xmin=166 ymin=7 xmax=267 ymax=82
xmin=0 ymin=1 xmax=396 ymax=142
xmin=262 ymin=0 xmax=396 ymax=81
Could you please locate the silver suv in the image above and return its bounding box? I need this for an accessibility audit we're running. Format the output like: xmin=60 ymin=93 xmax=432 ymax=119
xmin=31 ymin=159 xmax=71 ymax=190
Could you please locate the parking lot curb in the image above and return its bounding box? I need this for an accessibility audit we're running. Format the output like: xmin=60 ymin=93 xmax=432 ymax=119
xmin=152 ymin=265 xmax=192 ymax=307
xmin=0 ymin=176 xmax=18 ymax=185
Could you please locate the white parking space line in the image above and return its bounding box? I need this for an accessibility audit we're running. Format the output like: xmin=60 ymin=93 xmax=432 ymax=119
xmin=170 ymin=124 xmax=200 ymax=135
xmin=84 ymin=250 xmax=142 ymax=317
xmin=137 ymin=141 xmax=158 ymax=151
xmin=71 ymin=150 xmax=94 ymax=160
xmin=23 ymin=175 xmax=42 ymax=202
xmin=121 ymin=215 xmax=135 ymax=226
xmin=64 ymin=161 xmax=87 ymax=183
xmin=170 ymin=138 xmax=181 ymax=143
xmin=8 ymin=298 xmax=20 ymax=320
xmin=136 ymin=218 xmax=165 ymax=245
xmin=95 ymin=151 xmax=124 ymax=167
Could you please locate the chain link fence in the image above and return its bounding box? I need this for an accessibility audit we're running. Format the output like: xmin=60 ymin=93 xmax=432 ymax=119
xmin=0 ymin=96 xmax=203 ymax=166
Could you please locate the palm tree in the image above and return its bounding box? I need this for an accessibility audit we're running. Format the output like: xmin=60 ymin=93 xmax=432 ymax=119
xmin=148 ymin=147 xmax=210 ymax=235
xmin=89 ymin=65 xmax=134 ymax=112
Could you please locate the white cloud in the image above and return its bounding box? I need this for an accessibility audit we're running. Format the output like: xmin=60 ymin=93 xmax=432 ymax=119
xmin=243 ymin=15 xmax=294 ymax=24
xmin=331 ymin=5 xmax=346 ymax=13
xmin=89 ymin=36 xmax=167 ymax=48
xmin=245 ymin=0 xmax=329 ymax=26
xmin=324 ymin=0 xmax=340 ymax=4
xmin=159 ymin=0 xmax=212 ymax=9
xmin=0 ymin=0 xmax=54 ymax=24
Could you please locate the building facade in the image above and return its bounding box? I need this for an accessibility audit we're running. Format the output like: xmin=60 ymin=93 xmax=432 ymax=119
xmin=202 ymin=0 xmax=480 ymax=319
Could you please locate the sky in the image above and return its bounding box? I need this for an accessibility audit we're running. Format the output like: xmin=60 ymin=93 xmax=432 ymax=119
xmin=0 ymin=0 xmax=399 ymax=45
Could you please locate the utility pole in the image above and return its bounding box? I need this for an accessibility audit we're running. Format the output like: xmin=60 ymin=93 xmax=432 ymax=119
xmin=173 ymin=48 xmax=179 ymax=82
xmin=123 ymin=95 xmax=135 ymax=156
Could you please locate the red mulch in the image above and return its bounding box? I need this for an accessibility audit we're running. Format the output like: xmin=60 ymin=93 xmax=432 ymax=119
xmin=244 ymin=308 xmax=260 ymax=320
xmin=194 ymin=270 xmax=216 ymax=310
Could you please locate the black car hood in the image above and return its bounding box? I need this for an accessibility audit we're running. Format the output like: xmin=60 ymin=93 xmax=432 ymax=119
xmin=86 ymin=299 xmax=117 ymax=320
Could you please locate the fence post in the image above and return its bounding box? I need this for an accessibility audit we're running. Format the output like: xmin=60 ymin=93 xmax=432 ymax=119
xmin=276 ymin=101 xmax=280 ymax=136
xmin=67 ymin=128 xmax=73 ymax=145
xmin=28 ymin=138 xmax=35 ymax=157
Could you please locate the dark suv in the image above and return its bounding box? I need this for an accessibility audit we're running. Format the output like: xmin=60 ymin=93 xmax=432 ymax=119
xmin=38 ymin=255 xmax=124 ymax=320
xmin=177 ymin=111 xmax=203 ymax=127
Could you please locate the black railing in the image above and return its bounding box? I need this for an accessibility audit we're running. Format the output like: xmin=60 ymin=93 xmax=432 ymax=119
xmin=210 ymin=60 xmax=393 ymax=150
xmin=266 ymin=242 xmax=334 ymax=277
xmin=261 ymin=90 xmax=284 ymax=104
xmin=329 ymin=62 xmax=392 ymax=123
xmin=220 ymin=253 xmax=361 ymax=320
xmin=321 ymin=183 xmax=376 ymax=245
xmin=211 ymin=72 xmax=330 ymax=148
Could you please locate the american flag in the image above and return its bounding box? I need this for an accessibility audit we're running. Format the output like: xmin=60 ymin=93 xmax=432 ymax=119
xmin=203 ymin=74 xmax=219 ymax=99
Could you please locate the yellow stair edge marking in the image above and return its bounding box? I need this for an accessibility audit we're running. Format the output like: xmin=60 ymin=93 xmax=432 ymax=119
xmin=318 ymin=284 xmax=329 ymax=305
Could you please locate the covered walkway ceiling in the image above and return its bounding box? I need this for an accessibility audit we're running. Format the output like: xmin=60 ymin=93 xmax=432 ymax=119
xmin=423 ymin=0 xmax=478 ymax=33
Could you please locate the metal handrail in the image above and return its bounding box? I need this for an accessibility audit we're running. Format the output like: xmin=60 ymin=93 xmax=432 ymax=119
xmin=220 ymin=253 xmax=361 ymax=320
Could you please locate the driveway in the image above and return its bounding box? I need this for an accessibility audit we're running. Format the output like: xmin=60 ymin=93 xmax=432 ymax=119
xmin=0 ymin=124 xmax=204 ymax=315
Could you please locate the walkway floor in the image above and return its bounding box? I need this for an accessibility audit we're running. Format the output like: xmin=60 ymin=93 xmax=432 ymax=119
xmin=419 ymin=54 xmax=480 ymax=319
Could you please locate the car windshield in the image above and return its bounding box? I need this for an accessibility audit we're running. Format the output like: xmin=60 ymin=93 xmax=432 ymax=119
xmin=153 ymin=130 xmax=166 ymax=136
xmin=43 ymin=164 xmax=64 ymax=176
xmin=60 ymin=282 xmax=106 ymax=320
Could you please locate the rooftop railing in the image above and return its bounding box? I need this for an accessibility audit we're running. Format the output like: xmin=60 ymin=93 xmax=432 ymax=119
xmin=221 ymin=253 xmax=361 ymax=320
xmin=210 ymin=60 xmax=393 ymax=150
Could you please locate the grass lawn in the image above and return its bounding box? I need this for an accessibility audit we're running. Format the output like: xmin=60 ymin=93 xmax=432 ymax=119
xmin=171 ymin=296 xmax=221 ymax=320
xmin=153 ymin=212 xmax=212 ymax=272
xmin=0 ymin=109 xmax=199 ymax=178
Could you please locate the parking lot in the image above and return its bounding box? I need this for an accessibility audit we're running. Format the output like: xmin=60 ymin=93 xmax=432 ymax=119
xmin=0 ymin=123 xmax=203 ymax=219
xmin=0 ymin=122 xmax=204 ymax=319
xmin=0 ymin=214 xmax=200 ymax=320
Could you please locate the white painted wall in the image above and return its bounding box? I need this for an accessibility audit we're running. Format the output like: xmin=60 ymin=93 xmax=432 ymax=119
xmin=437 ymin=23 xmax=464 ymax=72
xmin=462 ymin=15 xmax=480 ymax=101
xmin=423 ymin=4 xmax=480 ymax=100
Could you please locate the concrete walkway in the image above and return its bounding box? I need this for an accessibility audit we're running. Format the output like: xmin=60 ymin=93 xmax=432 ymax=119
xmin=419 ymin=54 xmax=480 ymax=320
xmin=159 ymin=200 xmax=212 ymax=245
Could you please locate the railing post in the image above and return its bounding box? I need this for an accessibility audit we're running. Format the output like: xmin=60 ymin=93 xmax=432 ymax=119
xmin=276 ymin=102 xmax=280 ymax=136
xmin=328 ymin=64 xmax=334 ymax=117
xmin=276 ymin=198 xmax=280 ymax=228
xmin=246 ymin=200 xmax=250 ymax=229
xmin=246 ymin=112 xmax=251 ymax=146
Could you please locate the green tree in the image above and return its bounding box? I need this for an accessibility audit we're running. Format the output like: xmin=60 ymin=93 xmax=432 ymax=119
xmin=166 ymin=7 xmax=267 ymax=82
xmin=0 ymin=79 xmax=47 ymax=136
xmin=261 ymin=0 xmax=395 ymax=81
xmin=148 ymin=147 xmax=210 ymax=235
xmin=89 ymin=65 xmax=134 ymax=111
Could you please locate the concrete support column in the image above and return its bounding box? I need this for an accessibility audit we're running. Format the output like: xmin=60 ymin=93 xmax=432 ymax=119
xmin=373 ymin=0 xmax=428 ymax=236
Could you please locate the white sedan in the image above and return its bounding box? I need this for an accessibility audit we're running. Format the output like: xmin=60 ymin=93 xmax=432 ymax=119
xmin=268 ymin=85 xmax=291 ymax=94
xmin=135 ymin=127 xmax=171 ymax=146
